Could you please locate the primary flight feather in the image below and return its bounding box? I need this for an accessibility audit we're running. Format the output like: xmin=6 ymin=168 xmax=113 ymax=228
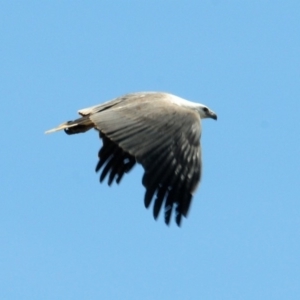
xmin=46 ymin=92 xmax=217 ymax=226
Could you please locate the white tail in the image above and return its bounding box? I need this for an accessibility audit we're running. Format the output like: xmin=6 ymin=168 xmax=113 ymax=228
xmin=45 ymin=122 xmax=78 ymax=134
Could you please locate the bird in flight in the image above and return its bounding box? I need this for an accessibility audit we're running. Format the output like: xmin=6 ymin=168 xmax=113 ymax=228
xmin=46 ymin=92 xmax=217 ymax=226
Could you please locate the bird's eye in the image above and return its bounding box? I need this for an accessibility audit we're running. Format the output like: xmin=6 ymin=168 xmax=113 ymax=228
xmin=203 ymin=107 xmax=209 ymax=113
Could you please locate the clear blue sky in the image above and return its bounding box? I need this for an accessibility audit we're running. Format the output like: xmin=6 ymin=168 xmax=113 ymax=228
xmin=1 ymin=1 xmax=299 ymax=299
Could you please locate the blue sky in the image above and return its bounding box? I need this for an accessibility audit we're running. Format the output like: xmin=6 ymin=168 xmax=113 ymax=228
xmin=1 ymin=1 xmax=299 ymax=299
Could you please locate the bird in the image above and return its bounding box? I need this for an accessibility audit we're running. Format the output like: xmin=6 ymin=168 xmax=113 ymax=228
xmin=46 ymin=92 xmax=217 ymax=226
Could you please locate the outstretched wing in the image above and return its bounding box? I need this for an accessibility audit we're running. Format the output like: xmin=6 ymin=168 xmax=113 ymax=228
xmin=90 ymin=94 xmax=202 ymax=226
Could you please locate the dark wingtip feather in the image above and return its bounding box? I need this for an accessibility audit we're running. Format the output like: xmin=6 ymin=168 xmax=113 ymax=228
xmin=175 ymin=212 xmax=182 ymax=227
xmin=182 ymin=193 xmax=192 ymax=217
xmin=153 ymin=185 xmax=167 ymax=219
xmin=164 ymin=204 xmax=173 ymax=225
xmin=100 ymin=156 xmax=113 ymax=183
xmin=144 ymin=188 xmax=155 ymax=208
xmin=95 ymin=159 xmax=105 ymax=172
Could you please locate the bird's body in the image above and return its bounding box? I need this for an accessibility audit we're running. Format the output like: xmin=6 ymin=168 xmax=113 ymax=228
xmin=46 ymin=92 xmax=217 ymax=226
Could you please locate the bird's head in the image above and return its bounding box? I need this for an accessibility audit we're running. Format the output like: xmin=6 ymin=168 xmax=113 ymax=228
xmin=198 ymin=105 xmax=217 ymax=120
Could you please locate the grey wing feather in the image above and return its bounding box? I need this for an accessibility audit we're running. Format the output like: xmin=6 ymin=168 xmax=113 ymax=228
xmin=89 ymin=95 xmax=202 ymax=225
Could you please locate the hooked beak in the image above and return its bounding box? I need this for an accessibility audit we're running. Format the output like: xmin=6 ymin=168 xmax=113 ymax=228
xmin=209 ymin=111 xmax=218 ymax=120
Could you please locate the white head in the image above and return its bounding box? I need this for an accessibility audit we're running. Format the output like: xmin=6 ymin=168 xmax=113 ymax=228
xmin=197 ymin=104 xmax=218 ymax=120
xmin=166 ymin=93 xmax=217 ymax=120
